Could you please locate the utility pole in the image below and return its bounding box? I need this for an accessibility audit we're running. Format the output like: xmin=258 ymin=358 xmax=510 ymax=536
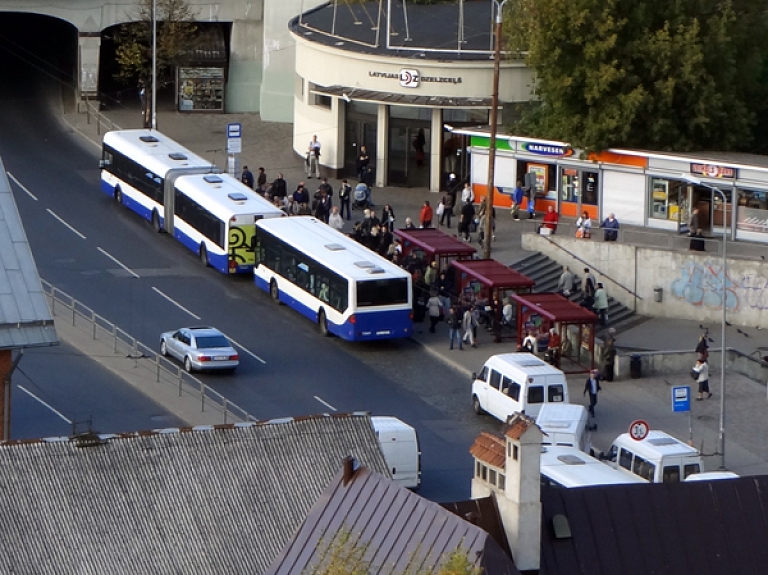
xmin=483 ymin=0 xmax=507 ymax=260
xmin=151 ymin=0 xmax=157 ymax=130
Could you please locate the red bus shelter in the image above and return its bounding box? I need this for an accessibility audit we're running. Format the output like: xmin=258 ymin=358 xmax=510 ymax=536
xmin=394 ymin=228 xmax=476 ymax=272
xmin=450 ymin=259 xmax=535 ymax=342
xmin=510 ymin=292 xmax=598 ymax=374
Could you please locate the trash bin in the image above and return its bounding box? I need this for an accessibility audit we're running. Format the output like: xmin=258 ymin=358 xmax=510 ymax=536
xmin=630 ymin=354 xmax=642 ymax=379
xmin=653 ymin=287 xmax=663 ymax=303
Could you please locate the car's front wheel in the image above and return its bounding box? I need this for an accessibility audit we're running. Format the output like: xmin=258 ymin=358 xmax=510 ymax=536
xmin=160 ymin=340 xmax=168 ymax=356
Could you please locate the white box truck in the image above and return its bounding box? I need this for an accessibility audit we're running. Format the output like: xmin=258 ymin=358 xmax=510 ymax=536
xmin=371 ymin=416 xmax=421 ymax=489
xmin=472 ymin=353 xmax=569 ymax=421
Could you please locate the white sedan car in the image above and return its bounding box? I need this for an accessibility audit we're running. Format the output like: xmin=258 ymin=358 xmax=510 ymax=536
xmin=160 ymin=326 xmax=239 ymax=373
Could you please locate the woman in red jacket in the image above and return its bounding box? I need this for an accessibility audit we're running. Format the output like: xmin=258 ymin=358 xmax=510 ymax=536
xmin=419 ymin=200 xmax=434 ymax=228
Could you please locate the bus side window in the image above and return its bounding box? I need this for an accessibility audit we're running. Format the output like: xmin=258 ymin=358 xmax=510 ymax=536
xmin=683 ymin=463 xmax=701 ymax=479
xmin=663 ymin=465 xmax=681 ymax=483
xmin=528 ymin=386 xmax=544 ymax=404
xmin=489 ymin=370 xmax=501 ymax=391
xmin=619 ymin=448 xmax=632 ymax=471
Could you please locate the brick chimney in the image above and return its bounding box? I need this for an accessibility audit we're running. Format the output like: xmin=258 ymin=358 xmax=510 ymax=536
xmin=469 ymin=413 xmax=542 ymax=571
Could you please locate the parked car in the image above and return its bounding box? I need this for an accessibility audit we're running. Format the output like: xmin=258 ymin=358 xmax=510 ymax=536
xmin=160 ymin=326 xmax=239 ymax=373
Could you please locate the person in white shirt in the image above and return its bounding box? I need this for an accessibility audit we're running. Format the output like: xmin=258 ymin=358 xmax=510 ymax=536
xmin=502 ymin=298 xmax=514 ymax=326
xmin=307 ymin=135 xmax=321 ymax=179
xmin=328 ymin=205 xmax=344 ymax=232
xmin=461 ymin=183 xmax=474 ymax=205
xmin=576 ymin=211 xmax=592 ymax=238
xmin=693 ymin=358 xmax=711 ymax=400
xmin=522 ymin=331 xmax=538 ymax=354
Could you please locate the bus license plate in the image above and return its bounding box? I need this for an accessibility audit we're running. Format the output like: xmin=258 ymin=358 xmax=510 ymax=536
xmin=376 ymin=330 xmax=392 ymax=335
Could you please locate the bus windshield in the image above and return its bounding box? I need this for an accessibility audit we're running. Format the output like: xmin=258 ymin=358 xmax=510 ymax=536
xmin=356 ymin=278 xmax=409 ymax=307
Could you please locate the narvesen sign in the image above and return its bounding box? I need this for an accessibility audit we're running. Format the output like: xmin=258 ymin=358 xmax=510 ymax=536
xmin=519 ymin=142 xmax=573 ymax=157
xmin=368 ymin=69 xmax=463 ymax=88
xmin=689 ymin=163 xmax=737 ymax=179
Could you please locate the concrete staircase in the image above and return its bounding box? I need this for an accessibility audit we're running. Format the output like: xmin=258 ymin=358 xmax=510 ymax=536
xmin=510 ymin=252 xmax=637 ymax=328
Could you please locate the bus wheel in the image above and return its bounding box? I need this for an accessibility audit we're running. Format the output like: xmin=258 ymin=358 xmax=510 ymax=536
xmin=270 ymin=279 xmax=280 ymax=302
xmin=199 ymin=244 xmax=208 ymax=267
xmin=115 ymin=187 xmax=123 ymax=204
xmin=473 ymin=395 xmax=485 ymax=415
xmin=318 ymin=308 xmax=330 ymax=337
xmin=151 ymin=210 xmax=162 ymax=233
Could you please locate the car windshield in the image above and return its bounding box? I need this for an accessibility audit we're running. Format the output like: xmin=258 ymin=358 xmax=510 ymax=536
xmin=195 ymin=335 xmax=230 ymax=349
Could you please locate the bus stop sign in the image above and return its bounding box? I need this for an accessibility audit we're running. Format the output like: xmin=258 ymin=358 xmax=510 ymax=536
xmin=672 ymin=386 xmax=691 ymax=413
xmin=227 ymin=123 xmax=242 ymax=154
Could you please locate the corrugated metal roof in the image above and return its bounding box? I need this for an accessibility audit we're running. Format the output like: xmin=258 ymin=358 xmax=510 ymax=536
xmin=267 ymin=464 xmax=521 ymax=575
xmin=470 ymin=431 xmax=506 ymax=469
xmin=0 ymin=161 xmax=58 ymax=349
xmin=0 ymin=414 xmax=388 ymax=575
xmin=540 ymin=476 xmax=768 ymax=575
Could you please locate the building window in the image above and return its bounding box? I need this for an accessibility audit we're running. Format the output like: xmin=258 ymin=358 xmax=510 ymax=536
xmin=736 ymin=188 xmax=768 ymax=234
xmin=498 ymin=474 xmax=505 ymax=491
xmin=650 ymin=177 xmax=688 ymax=223
xmin=313 ymin=94 xmax=332 ymax=109
xmin=295 ymin=74 xmax=304 ymax=98
xmin=489 ymin=469 xmax=497 ymax=485
xmin=481 ymin=464 xmax=488 ymax=481
xmin=512 ymin=444 xmax=519 ymax=461
xmin=476 ymin=461 xmax=481 ymax=477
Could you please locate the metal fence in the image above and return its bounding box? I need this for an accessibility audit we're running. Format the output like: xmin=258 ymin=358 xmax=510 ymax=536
xmin=41 ymin=280 xmax=253 ymax=424
xmin=83 ymin=97 xmax=122 ymax=136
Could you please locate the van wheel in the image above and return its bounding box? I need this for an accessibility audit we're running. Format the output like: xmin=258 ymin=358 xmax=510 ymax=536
xmin=151 ymin=210 xmax=162 ymax=233
xmin=473 ymin=395 xmax=485 ymax=415
xmin=199 ymin=244 xmax=208 ymax=266
xmin=115 ymin=187 xmax=123 ymax=204
xmin=318 ymin=308 xmax=329 ymax=337
xmin=270 ymin=279 xmax=280 ymax=302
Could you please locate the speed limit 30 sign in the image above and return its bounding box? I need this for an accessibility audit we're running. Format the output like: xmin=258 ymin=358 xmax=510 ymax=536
xmin=629 ymin=419 xmax=650 ymax=441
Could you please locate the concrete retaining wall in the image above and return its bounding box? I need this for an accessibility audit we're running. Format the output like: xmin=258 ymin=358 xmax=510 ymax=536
xmin=522 ymin=233 xmax=768 ymax=329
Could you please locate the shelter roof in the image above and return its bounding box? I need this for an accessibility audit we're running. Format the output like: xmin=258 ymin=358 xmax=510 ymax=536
xmin=470 ymin=431 xmax=506 ymax=468
xmin=0 ymin=161 xmax=57 ymax=350
xmin=451 ymin=258 xmax=535 ymax=290
xmin=266 ymin=463 xmax=521 ymax=575
xmin=511 ymin=292 xmax=597 ymax=324
xmin=540 ymin=475 xmax=768 ymax=575
xmin=0 ymin=413 xmax=388 ymax=575
xmin=395 ymin=227 xmax=478 ymax=256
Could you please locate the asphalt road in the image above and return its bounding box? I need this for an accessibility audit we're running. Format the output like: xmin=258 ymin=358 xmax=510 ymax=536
xmin=0 ymin=46 xmax=496 ymax=502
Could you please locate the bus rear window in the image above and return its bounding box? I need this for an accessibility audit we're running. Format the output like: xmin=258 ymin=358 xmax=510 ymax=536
xmin=356 ymin=278 xmax=408 ymax=307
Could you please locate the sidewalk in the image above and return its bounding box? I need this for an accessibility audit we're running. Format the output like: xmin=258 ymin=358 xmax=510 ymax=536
xmin=60 ymin=103 xmax=768 ymax=475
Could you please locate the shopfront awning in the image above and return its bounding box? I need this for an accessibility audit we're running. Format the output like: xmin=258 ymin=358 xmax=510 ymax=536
xmin=311 ymin=85 xmax=493 ymax=108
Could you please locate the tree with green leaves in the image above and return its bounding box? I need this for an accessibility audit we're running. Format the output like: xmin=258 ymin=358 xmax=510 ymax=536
xmin=112 ymin=0 xmax=197 ymax=126
xmin=505 ymin=0 xmax=768 ymax=153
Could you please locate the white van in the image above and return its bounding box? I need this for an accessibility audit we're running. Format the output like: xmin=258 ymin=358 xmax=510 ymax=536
xmin=536 ymin=404 xmax=592 ymax=454
xmin=472 ymin=353 xmax=569 ymax=421
xmin=540 ymin=446 xmax=646 ymax=488
xmin=602 ymin=430 xmax=703 ymax=483
xmin=371 ymin=416 xmax=421 ymax=489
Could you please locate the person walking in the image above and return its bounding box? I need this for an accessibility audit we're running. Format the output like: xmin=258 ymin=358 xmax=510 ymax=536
xmin=695 ymin=331 xmax=709 ymax=361
xmin=462 ymin=305 xmax=478 ymax=348
xmin=583 ymin=369 xmax=602 ymax=418
xmin=511 ymin=180 xmax=524 ymax=220
xmin=241 ymin=165 xmax=254 ymax=189
xmin=440 ymin=188 xmax=456 ymax=228
xmin=446 ymin=306 xmax=463 ymax=350
xmin=602 ymin=213 xmax=620 ymax=241
xmin=420 ymin=200 xmax=433 ymax=228
xmin=307 ymin=135 xmax=321 ymax=178
xmin=427 ymin=290 xmax=443 ymax=334
xmin=693 ymin=357 xmax=711 ymax=400
xmin=338 ymin=179 xmax=351 ymax=220
xmin=593 ymin=282 xmax=609 ymax=325
xmin=557 ymin=266 xmax=574 ymax=296
xmin=381 ymin=204 xmax=396 ymax=232
xmin=583 ymin=268 xmax=597 ymax=298
xmin=459 ymin=201 xmax=475 ymax=242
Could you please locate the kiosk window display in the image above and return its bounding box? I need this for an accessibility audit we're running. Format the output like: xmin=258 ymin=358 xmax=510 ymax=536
xmin=178 ymin=67 xmax=225 ymax=112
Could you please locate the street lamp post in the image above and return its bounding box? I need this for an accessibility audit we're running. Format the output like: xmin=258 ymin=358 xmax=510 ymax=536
xmin=483 ymin=0 xmax=508 ymax=260
xmin=683 ymin=174 xmax=727 ymax=469
xmin=151 ymin=0 xmax=157 ymax=130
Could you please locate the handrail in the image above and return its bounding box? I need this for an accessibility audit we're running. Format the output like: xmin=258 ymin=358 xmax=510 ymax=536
xmin=83 ymin=95 xmax=122 ymax=136
xmin=41 ymin=280 xmax=254 ymax=424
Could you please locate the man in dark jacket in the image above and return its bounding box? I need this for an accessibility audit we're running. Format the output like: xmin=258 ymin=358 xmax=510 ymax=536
xmin=459 ymin=201 xmax=475 ymax=241
xmin=271 ymin=173 xmax=287 ymax=199
xmin=583 ymin=369 xmax=602 ymax=418
xmin=446 ymin=306 xmax=463 ymax=350
xmin=241 ymin=165 xmax=254 ymax=189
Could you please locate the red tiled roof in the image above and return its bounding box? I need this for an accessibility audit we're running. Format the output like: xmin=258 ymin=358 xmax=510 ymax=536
xmin=470 ymin=431 xmax=506 ymax=468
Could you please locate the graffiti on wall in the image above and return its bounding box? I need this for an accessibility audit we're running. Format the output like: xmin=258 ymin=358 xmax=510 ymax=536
xmin=670 ymin=259 xmax=768 ymax=313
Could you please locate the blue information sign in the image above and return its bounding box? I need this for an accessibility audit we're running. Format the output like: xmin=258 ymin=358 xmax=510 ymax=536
xmin=672 ymin=386 xmax=691 ymax=413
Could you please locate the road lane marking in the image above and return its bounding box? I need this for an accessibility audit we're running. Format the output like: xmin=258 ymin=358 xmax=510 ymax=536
xmin=6 ymin=172 xmax=37 ymax=200
xmin=47 ymin=209 xmax=86 ymax=239
xmin=151 ymin=287 xmax=202 ymax=319
xmin=17 ymin=385 xmax=72 ymax=424
xmin=314 ymin=396 xmax=337 ymax=412
xmin=225 ymin=335 xmax=266 ymax=365
xmin=97 ymin=247 xmax=140 ymax=278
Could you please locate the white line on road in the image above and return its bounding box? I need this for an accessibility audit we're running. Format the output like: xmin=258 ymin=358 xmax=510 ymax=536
xmin=97 ymin=247 xmax=140 ymax=278
xmin=314 ymin=396 xmax=337 ymax=412
xmin=226 ymin=335 xmax=267 ymax=365
xmin=151 ymin=287 xmax=202 ymax=320
xmin=6 ymin=172 xmax=37 ymax=201
xmin=17 ymin=385 xmax=72 ymax=424
xmin=47 ymin=209 xmax=86 ymax=239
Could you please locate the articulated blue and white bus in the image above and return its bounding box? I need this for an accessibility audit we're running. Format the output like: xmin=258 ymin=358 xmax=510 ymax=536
xmin=100 ymin=129 xmax=283 ymax=274
xmin=254 ymin=217 xmax=413 ymax=341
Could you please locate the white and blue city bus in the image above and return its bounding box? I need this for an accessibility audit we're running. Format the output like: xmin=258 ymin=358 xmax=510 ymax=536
xmin=254 ymin=217 xmax=413 ymax=341
xmin=100 ymin=129 xmax=283 ymax=274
